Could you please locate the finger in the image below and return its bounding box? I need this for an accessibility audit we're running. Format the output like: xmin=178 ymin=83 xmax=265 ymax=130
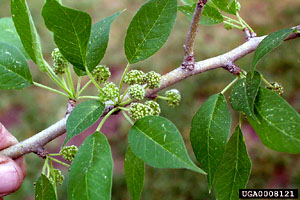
xmin=0 ymin=156 xmax=23 ymax=197
xmin=0 ymin=123 xmax=18 ymax=150
xmin=14 ymin=156 xmax=27 ymax=179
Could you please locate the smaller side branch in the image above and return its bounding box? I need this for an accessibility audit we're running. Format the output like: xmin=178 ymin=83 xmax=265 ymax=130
xmin=182 ymin=0 xmax=207 ymax=71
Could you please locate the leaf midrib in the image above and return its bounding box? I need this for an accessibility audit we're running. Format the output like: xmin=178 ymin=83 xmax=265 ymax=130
xmin=134 ymin=123 xmax=198 ymax=172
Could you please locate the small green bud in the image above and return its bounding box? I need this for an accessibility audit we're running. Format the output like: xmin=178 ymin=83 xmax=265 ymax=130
xmin=266 ymin=82 xmax=284 ymax=95
xmin=50 ymin=169 xmax=64 ymax=186
xmin=129 ymin=103 xmax=153 ymax=120
xmin=51 ymin=48 xmax=68 ymax=74
xmin=145 ymin=101 xmax=161 ymax=116
xmin=123 ymin=70 xmax=146 ymax=85
xmin=128 ymin=84 xmax=145 ymax=100
xmin=236 ymin=2 xmax=241 ymax=11
xmin=99 ymin=82 xmax=119 ymax=102
xmin=224 ymin=22 xmax=233 ymax=30
xmin=91 ymin=65 xmax=111 ymax=84
xmin=145 ymin=71 xmax=161 ymax=89
xmin=165 ymin=89 xmax=181 ymax=107
xmin=60 ymin=145 xmax=78 ymax=162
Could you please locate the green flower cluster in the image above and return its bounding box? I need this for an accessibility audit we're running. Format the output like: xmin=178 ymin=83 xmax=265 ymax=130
xmin=267 ymin=82 xmax=284 ymax=95
xmin=165 ymin=89 xmax=181 ymax=107
xmin=60 ymin=145 xmax=78 ymax=162
xmin=50 ymin=169 xmax=64 ymax=186
xmin=123 ymin=70 xmax=146 ymax=85
xmin=99 ymin=82 xmax=119 ymax=102
xmin=129 ymin=101 xmax=161 ymax=120
xmin=91 ymin=65 xmax=111 ymax=84
xmin=51 ymin=48 xmax=69 ymax=75
xmin=145 ymin=71 xmax=161 ymax=89
xmin=128 ymin=84 xmax=145 ymax=100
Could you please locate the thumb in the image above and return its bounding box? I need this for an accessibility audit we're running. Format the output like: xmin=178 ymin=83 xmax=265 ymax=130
xmin=0 ymin=156 xmax=23 ymax=197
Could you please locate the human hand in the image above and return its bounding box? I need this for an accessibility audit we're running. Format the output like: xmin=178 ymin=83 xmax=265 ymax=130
xmin=0 ymin=123 xmax=26 ymax=199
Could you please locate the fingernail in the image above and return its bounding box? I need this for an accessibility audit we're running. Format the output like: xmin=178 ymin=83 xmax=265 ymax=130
xmin=0 ymin=123 xmax=2 ymax=133
xmin=0 ymin=156 xmax=9 ymax=164
xmin=0 ymin=161 xmax=22 ymax=193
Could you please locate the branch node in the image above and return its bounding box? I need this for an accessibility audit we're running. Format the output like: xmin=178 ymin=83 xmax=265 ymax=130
xmin=223 ymin=63 xmax=241 ymax=75
xmin=34 ymin=146 xmax=48 ymax=159
xmin=65 ymin=99 xmax=76 ymax=117
xmin=181 ymin=54 xmax=195 ymax=71
xmin=244 ymin=28 xmax=257 ymax=41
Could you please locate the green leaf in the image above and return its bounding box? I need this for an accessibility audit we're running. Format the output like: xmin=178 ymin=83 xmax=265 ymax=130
xmin=251 ymin=28 xmax=293 ymax=75
xmin=214 ymin=126 xmax=252 ymax=200
xmin=190 ymin=93 xmax=231 ymax=191
xmin=86 ymin=11 xmax=122 ymax=71
xmin=230 ymin=71 xmax=261 ymax=119
xmin=248 ymin=87 xmax=300 ymax=153
xmin=65 ymin=100 xmax=105 ymax=145
xmin=0 ymin=42 xmax=32 ymax=90
xmin=124 ymin=147 xmax=145 ymax=200
xmin=178 ymin=4 xmax=224 ymax=25
xmin=42 ymin=0 xmax=92 ymax=71
xmin=129 ymin=116 xmax=206 ymax=174
xmin=181 ymin=0 xmax=197 ymax=5
xmin=212 ymin=0 xmax=239 ymax=15
xmin=0 ymin=18 xmax=29 ymax=59
xmin=34 ymin=174 xmax=57 ymax=200
xmin=124 ymin=0 xmax=177 ymax=64
xmin=11 ymin=0 xmax=46 ymax=71
xmin=68 ymin=132 xmax=113 ymax=200
xmin=73 ymin=66 xmax=86 ymax=77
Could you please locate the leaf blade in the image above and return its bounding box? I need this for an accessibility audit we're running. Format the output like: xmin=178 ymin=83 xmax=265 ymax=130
xmin=229 ymin=71 xmax=261 ymax=119
xmin=34 ymin=174 xmax=57 ymax=200
xmin=65 ymin=100 xmax=105 ymax=144
xmin=190 ymin=93 xmax=231 ymax=191
xmin=124 ymin=147 xmax=145 ymax=200
xmin=86 ymin=11 xmax=122 ymax=71
xmin=178 ymin=4 xmax=224 ymax=26
xmin=124 ymin=0 xmax=177 ymax=64
xmin=251 ymin=28 xmax=293 ymax=74
xmin=11 ymin=0 xmax=46 ymax=71
xmin=68 ymin=132 xmax=113 ymax=200
xmin=212 ymin=0 xmax=239 ymax=15
xmin=129 ymin=116 xmax=205 ymax=174
xmin=248 ymin=87 xmax=300 ymax=153
xmin=0 ymin=42 xmax=32 ymax=90
xmin=42 ymin=0 xmax=92 ymax=70
xmin=214 ymin=126 xmax=252 ymax=200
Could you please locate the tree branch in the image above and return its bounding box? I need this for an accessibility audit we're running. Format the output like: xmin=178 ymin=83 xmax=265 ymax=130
xmin=182 ymin=0 xmax=207 ymax=70
xmin=0 ymin=27 xmax=299 ymax=159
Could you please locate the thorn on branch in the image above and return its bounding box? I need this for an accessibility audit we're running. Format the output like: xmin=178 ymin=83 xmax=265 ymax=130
xmin=34 ymin=146 xmax=48 ymax=159
xmin=223 ymin=63 xmax=241 ymax=75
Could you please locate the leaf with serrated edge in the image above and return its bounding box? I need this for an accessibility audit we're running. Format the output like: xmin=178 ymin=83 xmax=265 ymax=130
xmin=214 ymin=126 xmax=252 ymax=200
xmin=35 ymin=174 xmax=57 ymax=200
xmin=124 ymin=147 xmax=145 ymax=200
xmin=190 ymin=93 xmax=231 ymax=191
xmin=86 ymin=11 xmax=123 ymax=71
xmin=11 ymin=0 xmax=46 ymax=71
xmin=125 ymin=0 xmax=177 ymax=64
xmin=178 ymin=4 xmax=224 ymax=25
xmin=248 ymin=87 xmax=300 ymax=153
xmin=0 ymin=42 xmax=32 ymax=90
xmin=230 ymin=71 xmax=261 ymax=119
xmin=65 ymin=100 xmax=105 ymax=145
xmin=0 ymin=18 xmax=29 ymax=59
xmin=251 ymin=28 xmax=293 ymax=75
xmin=42 ymin=0 xmax=91 ymax=70
xmin=68 ymin=132 xmax=113 ymax=200
xmin=129 ymin=116 xmax=206 ymax=174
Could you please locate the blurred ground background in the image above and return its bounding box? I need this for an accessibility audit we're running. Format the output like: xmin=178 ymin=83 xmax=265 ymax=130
xmin=0 ymin=0 xmax=300 ymax=199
